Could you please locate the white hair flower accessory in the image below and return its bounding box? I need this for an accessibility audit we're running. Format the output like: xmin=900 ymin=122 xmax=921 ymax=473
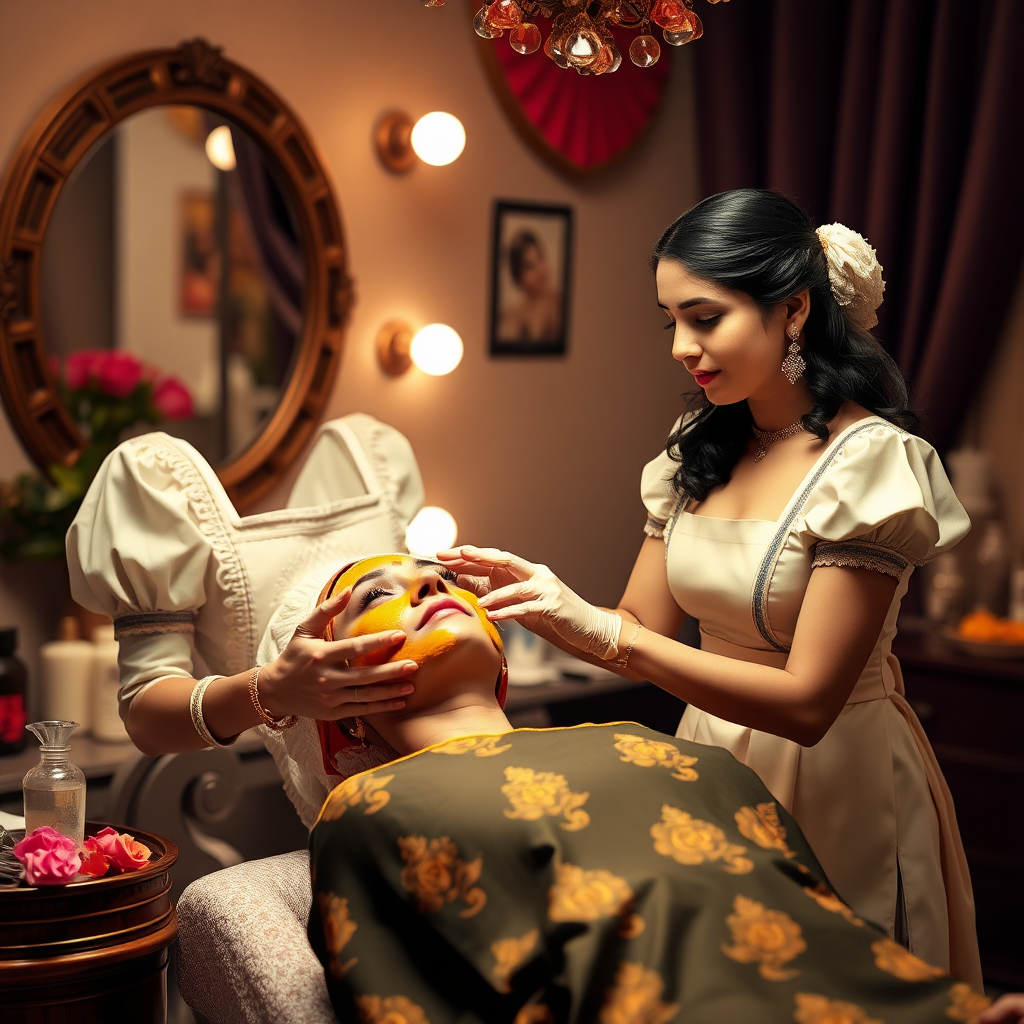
xmin=816 ymin=223 xmax=885 ymax=330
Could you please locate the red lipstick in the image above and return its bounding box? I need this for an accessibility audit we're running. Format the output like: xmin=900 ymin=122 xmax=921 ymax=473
xmin=693 ymin=370 xmax=720 ymax=387
xmin=418 ymin=598 xmax=470 ymax=630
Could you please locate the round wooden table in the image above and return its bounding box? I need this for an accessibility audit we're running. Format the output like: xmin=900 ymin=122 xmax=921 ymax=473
xmin=0 ymin=822 xmax=178 ymax=1024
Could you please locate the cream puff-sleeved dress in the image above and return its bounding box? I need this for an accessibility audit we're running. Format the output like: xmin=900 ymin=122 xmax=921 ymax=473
xmin=66 ymin=413 xmax=424 ymax=826
xmin=641 ymin=415 xmax=982 ymax=988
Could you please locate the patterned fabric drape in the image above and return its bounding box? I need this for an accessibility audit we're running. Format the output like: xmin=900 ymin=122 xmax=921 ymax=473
xmin=692 ymin=0 xmax=1024 ymax=454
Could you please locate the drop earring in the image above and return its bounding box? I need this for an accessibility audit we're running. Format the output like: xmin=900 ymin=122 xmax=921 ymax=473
xmin=782 ymin=323 xmax=805 ymax=384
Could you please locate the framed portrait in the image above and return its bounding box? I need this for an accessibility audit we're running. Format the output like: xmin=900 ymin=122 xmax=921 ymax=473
xmin=489 ymin=200 xmax=572 ymax=356
xmin=180 ymin=189 xmax=219 ymax=316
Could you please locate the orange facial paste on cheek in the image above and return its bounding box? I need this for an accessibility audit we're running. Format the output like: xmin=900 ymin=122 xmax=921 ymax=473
xmin=347 ymin=591 xmax=458 ymax=668
xmin=462 ymin=589 xmax=504 ymax=653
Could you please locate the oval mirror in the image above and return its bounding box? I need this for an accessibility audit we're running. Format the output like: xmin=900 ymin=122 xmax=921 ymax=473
xmin=0 ymin=39 xmax=352 ymax=509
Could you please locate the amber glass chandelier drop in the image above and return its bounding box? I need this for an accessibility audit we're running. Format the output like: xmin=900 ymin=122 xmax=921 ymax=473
xmin=421 ymin=0 xmax=728 ymax=73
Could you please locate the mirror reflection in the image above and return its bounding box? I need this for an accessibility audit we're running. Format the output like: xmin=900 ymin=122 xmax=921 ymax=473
xmin=40 ymin=106 xmax=306 ymax=463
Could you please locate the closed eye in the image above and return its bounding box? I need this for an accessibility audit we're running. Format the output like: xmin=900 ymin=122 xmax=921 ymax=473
xmin=695 ymin=315 xmax=722 ymax=329
xmin=359 ymin=585 xmax=390 ymax=610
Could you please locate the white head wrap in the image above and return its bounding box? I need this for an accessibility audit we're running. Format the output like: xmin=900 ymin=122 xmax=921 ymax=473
xmin=816 ymin=223 xmax=885 ymax=330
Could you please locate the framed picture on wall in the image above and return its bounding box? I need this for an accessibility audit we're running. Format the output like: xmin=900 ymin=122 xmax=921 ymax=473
xmin=489 ymin=200 xmax=572 ymax=356
xmin=180 ymin=189 xmax=218 ymax=316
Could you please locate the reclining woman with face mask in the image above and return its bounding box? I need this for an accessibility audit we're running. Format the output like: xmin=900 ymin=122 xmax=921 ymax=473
xmin=300 ymin=554 xmax=988 ymax=1024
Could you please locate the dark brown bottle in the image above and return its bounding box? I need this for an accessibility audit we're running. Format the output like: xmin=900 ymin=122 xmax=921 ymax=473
xmin=0 ymin=627 xmax=28 ymax=754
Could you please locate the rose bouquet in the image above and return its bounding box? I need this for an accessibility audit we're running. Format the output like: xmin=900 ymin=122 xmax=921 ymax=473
xmin=0 ymin=350 xmax=193 ymax=560
xmin=7 ymin=825 xmax=152 ymax=886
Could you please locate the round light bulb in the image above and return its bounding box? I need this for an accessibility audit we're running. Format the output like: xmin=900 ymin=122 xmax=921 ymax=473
xmin=410 ymin=112 xmax=466 ymax=167
xmin=410 ymin=323 xmax=463 ymax=376
xmin=205 ymin=125 xmax=236 ymax=171
xmin=405 ymin=506 xmax=458 ymax=557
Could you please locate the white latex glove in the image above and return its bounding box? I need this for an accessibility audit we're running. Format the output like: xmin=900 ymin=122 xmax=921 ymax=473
xmin=436 ymin=546 xmax=624 ymax=660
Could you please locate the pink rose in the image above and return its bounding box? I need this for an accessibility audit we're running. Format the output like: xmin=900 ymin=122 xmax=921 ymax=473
xmin=111 ymin=832 xmax=152 ymax=871
xmin=13 ymin=826 xmax=82 ymax=886
xmin=64 ymin=350 xmax=105 ymax=390
xmin=79 ymin=825 xmax=152 ymax=877
xmin=95 ymin=351 xmax=143 ymax=398
xmin=152 ymin=377 xmax=194 ymax=420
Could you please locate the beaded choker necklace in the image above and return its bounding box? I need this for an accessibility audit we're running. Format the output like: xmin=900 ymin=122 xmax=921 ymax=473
xmin=752 ymin=420 xmax=804 ymax=462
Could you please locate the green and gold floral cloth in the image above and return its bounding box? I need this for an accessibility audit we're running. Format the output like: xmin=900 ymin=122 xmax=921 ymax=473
xmin=308 ymin=723 xmax=987 ymax=1024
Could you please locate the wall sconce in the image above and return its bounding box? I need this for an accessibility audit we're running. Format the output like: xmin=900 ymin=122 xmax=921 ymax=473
xmin=377 ymin=321 xmax=464 ymax=377
xmin=205 ymin=125 xmax=236 ymax=171
xmin=406 ymin=506 xmax=458 ymax=558
xmin=375 ymin=111 xmax=466 ymax=173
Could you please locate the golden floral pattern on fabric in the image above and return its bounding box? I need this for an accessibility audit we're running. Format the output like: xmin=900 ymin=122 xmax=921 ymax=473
xmin=502 ymin=766 xmax=590 ymax=831
xmin=398 ymin=835 xmax=486 ymax=918
xmin=355 ymin=994 xmax=430 ymax=1024
xmin=599 ymin=962 xmax=679 ymax=1024
xmin=320 ymin=772 xmax=394 ymax=822
xmin=316 ymin=892 xmax=358 ymax=978
xmin=802 ymin=882 xmax=863 ymax=926
xmin=721 ymin=894 xmax=806 ymax=981
xmin=491 ymin=929 xmax=539 ymax=993
xmin=433 ymin=735 xmax=513 ymax=758
xmin=651 ymin=805 xmax=753 ymax=874
xmin=871 ymin=937 xmax=945 ymax=982
xmin=614 ymin=733 xmax=699 ymax=781
xmin=514 ymin=1006 xmax=556 ymax=1024
xmin=548 ymin=863 xmax=634 ymax=922
xmin=793 ymin=993 xmax=882 ymax=1024
xmin=945 ymin=982 xmax=992 ymax=1021
xmin=735 ymin=802 xmax=796 ymax=858
xmin=618 ymin=913 xmax=646 ymax=939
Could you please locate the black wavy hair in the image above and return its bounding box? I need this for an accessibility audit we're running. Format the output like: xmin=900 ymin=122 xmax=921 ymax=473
xmin=651 ymin=189 xmax=917 ymax=503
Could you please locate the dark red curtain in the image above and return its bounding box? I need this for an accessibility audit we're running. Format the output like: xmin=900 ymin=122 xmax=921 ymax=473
xmin=692 ymin=0 xmax=1024 ymax=453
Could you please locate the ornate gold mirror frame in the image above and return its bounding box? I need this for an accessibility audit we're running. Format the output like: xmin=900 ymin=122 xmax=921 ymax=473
xmin=0 ymin=38 xmax=352 ymax=509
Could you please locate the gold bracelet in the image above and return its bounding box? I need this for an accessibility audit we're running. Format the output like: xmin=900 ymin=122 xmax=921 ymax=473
xmin=616 ymin=621 xmax=642 ymax=669
xmin=248 ymin=666 xmax=298 ymax=731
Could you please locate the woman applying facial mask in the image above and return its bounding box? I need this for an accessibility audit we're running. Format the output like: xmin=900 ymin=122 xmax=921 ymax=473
xmin=439 ymin=189 xmax=981 ymax=987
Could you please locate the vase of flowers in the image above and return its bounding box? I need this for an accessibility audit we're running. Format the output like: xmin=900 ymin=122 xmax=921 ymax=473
xmin=0 ymin=350 xmax=193 ymax=561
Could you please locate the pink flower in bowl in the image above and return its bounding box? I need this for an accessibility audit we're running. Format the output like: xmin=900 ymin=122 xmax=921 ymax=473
xmin=13 ymin=826 xmax=82 ymax=886
xmin=152 ymin=377 xmax=194 ymax=420
xmin=78 ymin=826 xmax=153 ymax=877
xmin=95 ymin=351 xmax=143 ymax=398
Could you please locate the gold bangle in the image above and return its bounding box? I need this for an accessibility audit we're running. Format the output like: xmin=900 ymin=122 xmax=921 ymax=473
xmin=248 ymin=666 xmax=298 ymax=731
xmin=616 ymin=621 xmax=642 ymax=669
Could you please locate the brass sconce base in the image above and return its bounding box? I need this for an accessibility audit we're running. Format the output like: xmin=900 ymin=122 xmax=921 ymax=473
xmin=375 ymin=111 xmax=415 ymax=173
xmin=377 ymin=320 xmax=414 ymax=375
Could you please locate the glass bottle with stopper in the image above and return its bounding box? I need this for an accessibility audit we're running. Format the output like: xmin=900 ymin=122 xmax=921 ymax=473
xmin=23 ymin=721 xmax=86 ymax=847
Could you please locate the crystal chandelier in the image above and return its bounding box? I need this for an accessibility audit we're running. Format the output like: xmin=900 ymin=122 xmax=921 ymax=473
xmin=425 ymin=1 xmax=728 ymax=74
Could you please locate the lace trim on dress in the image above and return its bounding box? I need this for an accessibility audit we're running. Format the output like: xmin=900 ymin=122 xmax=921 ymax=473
xmin=128 ymin=436 xmax=257 ymax=676
xmin=353 ymin=415 xmax=407 ymax=550
xmin=644 ymin=514 xmax=667 ymax=539
xmin=750 ymin=419 xmax=900 ymax=653
xmin=811 ymin=541 xmax=910 ymax=580
xmin=114 ymin=611 xmax=194 ymax=640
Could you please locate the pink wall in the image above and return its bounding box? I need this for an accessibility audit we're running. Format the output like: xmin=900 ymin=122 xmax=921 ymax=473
xmin=0 ymin=0 xmax=701 ymax=688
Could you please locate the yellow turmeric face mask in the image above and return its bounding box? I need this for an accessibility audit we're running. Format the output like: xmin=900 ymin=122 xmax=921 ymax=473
xmin=323 ymin=555 xmax=502 ymax=669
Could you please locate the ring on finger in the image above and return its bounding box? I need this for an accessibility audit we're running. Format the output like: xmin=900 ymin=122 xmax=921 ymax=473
xmin=353 ymin=684 xmax=363 ymax=703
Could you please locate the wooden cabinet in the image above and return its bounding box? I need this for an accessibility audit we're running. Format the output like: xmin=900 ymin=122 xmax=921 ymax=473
xmin=893 ymin=627 xmax=1024 ymax=989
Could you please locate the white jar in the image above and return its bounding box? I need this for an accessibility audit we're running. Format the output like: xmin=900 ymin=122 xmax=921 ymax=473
xmin=39 ymin=617 xmax=94 ymax=732
xmin=90 ymin=624 xmax=129 ymax=743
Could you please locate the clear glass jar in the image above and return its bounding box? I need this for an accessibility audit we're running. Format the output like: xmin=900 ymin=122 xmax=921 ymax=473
xmin=23 ymin=721 xmax=86 ymax=846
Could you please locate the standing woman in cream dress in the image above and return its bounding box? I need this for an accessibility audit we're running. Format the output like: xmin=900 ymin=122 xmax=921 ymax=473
xmin=441 ymin=190 xmax=982 ymax=987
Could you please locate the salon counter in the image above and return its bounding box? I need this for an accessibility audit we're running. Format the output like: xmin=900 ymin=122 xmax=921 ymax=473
xmin=894 ymin=622 xmax=1024 ymax=989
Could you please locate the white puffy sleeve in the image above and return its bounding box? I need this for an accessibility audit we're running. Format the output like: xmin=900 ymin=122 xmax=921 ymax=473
xmin=800 ymin=422 xmax=970 ymax=579
xmin=66 ymin=438 xmax=213 ymax=706
xmin=640 ymin=415 xmax=686 ymax=539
